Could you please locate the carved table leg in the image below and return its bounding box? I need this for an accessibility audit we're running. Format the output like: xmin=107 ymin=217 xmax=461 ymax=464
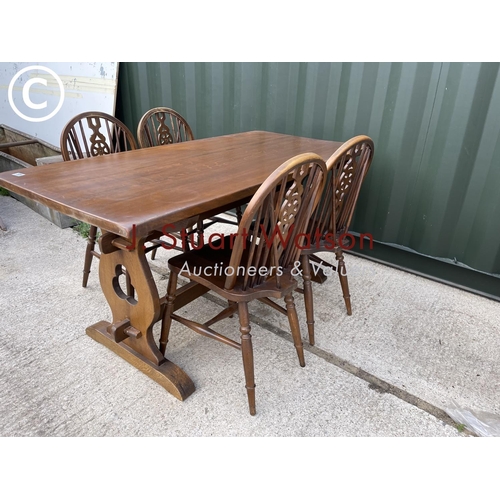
xmin=86 ymin=232 xmax=195 ymax=401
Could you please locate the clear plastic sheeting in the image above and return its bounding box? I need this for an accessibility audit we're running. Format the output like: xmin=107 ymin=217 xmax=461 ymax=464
xmin=446 ymin=402 xmax=500 ymax=437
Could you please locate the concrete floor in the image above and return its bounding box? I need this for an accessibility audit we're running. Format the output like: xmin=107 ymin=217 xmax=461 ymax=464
xmin=1 ymin=194 xmax=499 ymax=436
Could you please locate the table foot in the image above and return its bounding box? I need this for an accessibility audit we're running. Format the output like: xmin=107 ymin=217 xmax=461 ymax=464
xmin=87 ymin=320 xmax=195 ymax=401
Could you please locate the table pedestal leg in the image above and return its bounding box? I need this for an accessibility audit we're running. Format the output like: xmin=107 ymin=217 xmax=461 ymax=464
xmin=87 ymin=232 xmax=195 ymax=401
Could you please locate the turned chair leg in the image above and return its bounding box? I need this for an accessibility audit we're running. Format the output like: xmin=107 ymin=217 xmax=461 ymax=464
xmin=160 ymin=270 xmax=178 ymax=355
xmin=284 ymin=293 xmax=306 ymax=367
xmin=300 ymin=254 xmax=315 ymax=346
xmin=151 ymin=246 xmax=158 ymax=260
xmin=335 ymin=247 xmax=352 ymax=315
xmin=238 ymin=302 xmax=256 ymax=416
xmin=82 ymin=224 xmax=98 ymax=287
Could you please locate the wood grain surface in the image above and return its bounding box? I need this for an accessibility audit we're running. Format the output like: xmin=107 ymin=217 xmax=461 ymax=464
xmin=0 ymin=131 xmax=341 ymax=240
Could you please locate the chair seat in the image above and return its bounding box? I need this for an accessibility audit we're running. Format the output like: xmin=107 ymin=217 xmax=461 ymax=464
xmin=168 ymin=235 xmax=299 ymax=302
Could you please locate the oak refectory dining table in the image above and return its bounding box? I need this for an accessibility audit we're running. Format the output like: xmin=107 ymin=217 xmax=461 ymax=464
xmin=0 ymin=131 xmax=342 ymax=401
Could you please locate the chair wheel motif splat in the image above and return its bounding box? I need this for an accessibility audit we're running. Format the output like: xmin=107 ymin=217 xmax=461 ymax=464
xmin=160 ymin=153 xmax=327 ymax=415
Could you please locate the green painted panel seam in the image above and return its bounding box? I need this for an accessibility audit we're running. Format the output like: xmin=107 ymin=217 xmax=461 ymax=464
xmin=410 ymin=62 xmax=444 ymax=209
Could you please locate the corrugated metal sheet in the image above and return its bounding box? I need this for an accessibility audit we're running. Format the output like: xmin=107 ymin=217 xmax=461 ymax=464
xmin=116 ymin=62 xmax=500 ymax=277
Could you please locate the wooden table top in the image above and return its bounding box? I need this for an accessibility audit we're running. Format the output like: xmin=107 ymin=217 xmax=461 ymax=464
xmin=0 ymin=131 xmax=342 ymax=240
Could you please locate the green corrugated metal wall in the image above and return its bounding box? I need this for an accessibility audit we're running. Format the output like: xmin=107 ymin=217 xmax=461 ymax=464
xmin=116 ymin=62 xmax=500 ymax=279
